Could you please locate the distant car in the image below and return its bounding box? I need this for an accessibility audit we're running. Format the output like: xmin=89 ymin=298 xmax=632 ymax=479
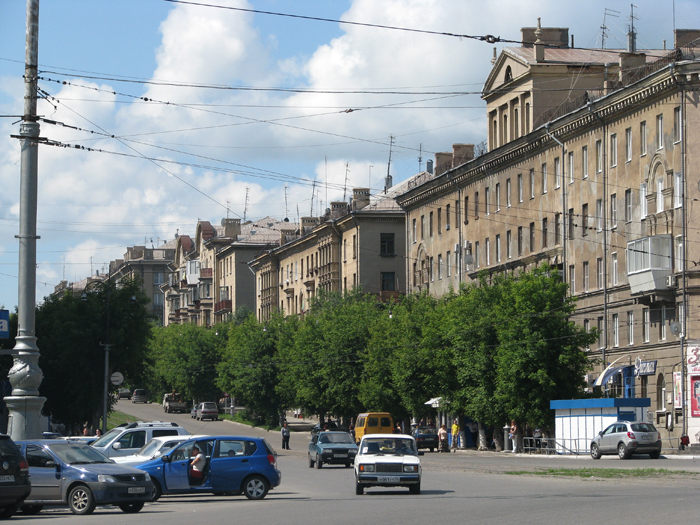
xmin=0 ymin=434 xmax=31 ymax=519
xmin=196 ymin=402 xmax=219 ymax=421
xmin=118 ymin=388 xmax=131 ymax=400
xmin=590 ymin=421 xmax=662 ymax=460
xmin=15 ymin=440 xmax=154 ymax=515
xmin=310 ymin=421 xmax=341 ymax=436
xmin=412 ymin=426 xmax=439 ymax=452
xmin=62 ymin=436 xmax=96 ymax=446
xmin=131 ymin=389 xmax=148 ymax=403
xmin=90 ymin=421 xmax=188 ymax=458
xmin=354 ymin=434 xmax=422 ymax=495
xmin=134 ymin=435 xmax=281 ymax=501
xmin=308 ymin=431 xmax=358 ymax=469
xmin=112 ymin=435 xmax=201 ymax=467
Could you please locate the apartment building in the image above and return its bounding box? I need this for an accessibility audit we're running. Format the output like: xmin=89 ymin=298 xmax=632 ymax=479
xmin=397 ymin=23 xmax=700 ymax=445
xmin=251 ymin=186 xmax=407 ymax=322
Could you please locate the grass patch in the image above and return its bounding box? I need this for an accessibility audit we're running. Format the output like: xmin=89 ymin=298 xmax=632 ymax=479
xmin=106 ymin=411 xmax=140 ymax=430
xmin=505 ymin=468 xmax=698 ymax=478
xmin=219 ymin=411 xmax=280 ymax=432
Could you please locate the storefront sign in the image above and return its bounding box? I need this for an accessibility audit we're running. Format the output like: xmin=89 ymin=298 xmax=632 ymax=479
xmin=673 ymin=371 xmax=683 ymax=410
xmin=688 ymin=346 xmax=700 ymax=374
xmin=634 ymin=360 xmax=657 ymax=376
xmin=692 ymin=376 xmax=700 ymax=418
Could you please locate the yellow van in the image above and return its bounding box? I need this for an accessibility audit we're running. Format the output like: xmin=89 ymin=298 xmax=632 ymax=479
xmin=354 ymin=412 xmax=394 ymax=443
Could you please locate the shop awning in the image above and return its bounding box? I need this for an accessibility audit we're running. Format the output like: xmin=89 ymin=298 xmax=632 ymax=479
xmin=594 ymin=357 xmax=627 ymax=387
xmin=424 ymin=397 xmax=443 ymax=408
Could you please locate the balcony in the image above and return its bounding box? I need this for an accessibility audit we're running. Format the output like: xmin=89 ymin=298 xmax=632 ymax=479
xmin=627 ymin=235 xmax=673 ymax=295
xmin=215 ymin=299 xmax=232 ymax=314
xmin=200 ymin=267 xmax=213 ymax=279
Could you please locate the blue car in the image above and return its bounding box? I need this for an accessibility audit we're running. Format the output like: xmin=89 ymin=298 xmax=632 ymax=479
xmin=135 ymin=435 xmax=281 ymax=501
xmin=15 ymin=440 xmax=154 ymax=515
xmin=308 ymin=431 xmax=358 ymax=468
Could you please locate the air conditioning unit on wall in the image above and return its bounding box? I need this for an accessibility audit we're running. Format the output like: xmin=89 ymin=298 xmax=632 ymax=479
xmin=666 ymin=275 xmax=676 ymax=288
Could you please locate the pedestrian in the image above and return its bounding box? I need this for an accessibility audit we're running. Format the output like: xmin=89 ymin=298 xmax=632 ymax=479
xmin=95 ymin=429 xmax=102 ymax=437
xmin=451 ymin=418 xmax=460 ymax=452
xmin=190 ymin=445 xmax=205 ymax=481
xmin=82 ymin=428 xmax=89 ymax=436
xmin=509 ymin=420 xmax=518 ymax=453
xmin=348 ymin=424 xmax=355 ymax=441
xmin=533 ymin=426 xmax=542 ymax=450
xmin=281 ymin=421 xmax=290 ymax=450
xmin=437 ymin=424 xmax=448 ymax=453
xmin=467 ymin=420 xmax=478 ymax=448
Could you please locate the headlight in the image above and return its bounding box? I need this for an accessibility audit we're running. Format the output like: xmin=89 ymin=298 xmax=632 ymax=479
xmin=98 ymin=474 xmax=117 ymax=483
xmin=144 ymin=472 xmax=151 ymax=481
xmin=359 ymin=464 xmax=375 ymax=472
xmin=403 ymin=465 xmax=417 ymax=473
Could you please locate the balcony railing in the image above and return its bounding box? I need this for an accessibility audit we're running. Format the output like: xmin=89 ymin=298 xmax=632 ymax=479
xmin=214 ymin=299 xmax=232 ymax=314
xmin=627 ymin=235 xmax=673 ymax=295
xmin=200 ymin=267 xmax=213 ymax=279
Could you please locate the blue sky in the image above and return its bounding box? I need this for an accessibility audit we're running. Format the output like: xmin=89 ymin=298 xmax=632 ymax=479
xmin=1 ymin=0 xmax=699 ymax=310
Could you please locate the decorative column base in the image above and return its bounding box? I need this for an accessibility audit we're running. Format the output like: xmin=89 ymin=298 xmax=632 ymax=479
xmin=4 ymin=396 xmax=46 ymax=441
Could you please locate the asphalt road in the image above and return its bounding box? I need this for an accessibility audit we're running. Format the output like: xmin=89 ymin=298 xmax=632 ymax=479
xmin=14 ymin=400 xmax=700 ymax=524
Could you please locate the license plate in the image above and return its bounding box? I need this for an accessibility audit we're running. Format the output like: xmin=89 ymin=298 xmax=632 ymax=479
xmin=377 ymin=476 xmax=400 ymax=483
xmin=0 ymin=475 xmax=15 ymax=483
xmin=128 ymin=487 xmax=145 ymax=494
xmin=333 ymin=454 xmax=348 ymax=458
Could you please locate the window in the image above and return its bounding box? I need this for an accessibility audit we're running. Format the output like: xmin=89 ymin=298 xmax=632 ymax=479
xmin=640 ymin=183 xmax=648 ymax=217
xmin=583 ymin=261 xmax=589 ymax=292
xmin=657 ymin=114 xmax=663 ymax=149
xmin=517 ymin=173 xmax=523 ymax=202
xmin=568 ymin=208 xmax=575 ymax=239
xmin=595 ymin=140 xmax=602 ymax=173
xmin=343 ymin=240 xmax=347 ymax=261
xmin=352 ymin=235 xmax=357 ymax=259
xmin=555 ymin=213 xmax=561 ymax=244
xmin=657 ymin=177 xmax=664 ymax=213
xmin=673 ymin=106 xmax=681 ymax=143
xmin=437 ymin=254 xmax=443 ymax=280
xmin=610 ymin=193 xmax=617 ymax=228
xmin=542 ymin=218 xmax=548 ymax=248
xmin=495 ymin=183 xmax=501 ymax=211
xmin=475 ymin=241 xmax=480 ymax=268
xmin=627 ymin=311 xmax=634 ymax=345
xmin=595 ymin=199 xmax=603 ymax=232
xmin=446 ymin=204 xmax=451 ymax=230
xmin=625 ymin=189 xmax=632 ymax=222
xmin=514 ymin=108 xmax=519 ymax=138
xmin=541 ymin=163 xmax=547 ymax=194
xmin=568 ymin=151 xmax=574 ymax=184
xmin=474 ymin=192 xmax=479 ymax=219
xmin=676 ymin=235 xmax=684 ymax=271
xmin=582 ymin=146 xmax=589 ymax=178
xmin=640 ymin=121 xmax=647 ymax=155
xmin=437 ymin=208 xmax=442 ymax=234
xmin=429 ymin=211 xmax=434 ymax=236
xmin=517 ymin=226 xmax=523 ymax=256
xmin=529 ymin=169 xmax=535 ymax=199
xmin=613 ymin=313 xmax=619 ymax=347
xmin=597 ymin=317 xmax=604 ymax=349
xmin=554 ymin=157 xmax=561 ymax=188
xmin=446 ymin=251 xmax=451 ymax=277
xmin=597 ymin=258 xmax=603 ymax=289
xmin=611 ymin=253 xmax=618 ymax=286
xmin=529 ymin=222 xmax=535 ymax=252
xmin=506 ymin=178 xmax=511 ymax=207
xmin=485 ymin=187 xmax=490 ymax=216
xmin=380 ymin=233 xmax=395 ymax=256
xmin=496 ymin=234 xmax=501 ymax=263
xmin=485 ymin=237 xmax=490 ymax=266
xmin=506 ymin=230 xmax=512 ymax=259
xmin=381 ymin=272 xmax=395 ymax=291
xmin=660 ymin=305 xmax=668 ymax=341
xmin=420 ymin=215 xmax=425 ymax=239
xmin=412 ymin=218 xmax=417 ymax=243
xmin=625 ymin=127 xmax=632 ymax=161
xmin=464 ymin=196 xmax=469 ymax=224
xmin=610 ymin=134 xmax=617 ymax=167
xmin=429 ymin=257 xmax=434 ymax=281
xmin=674 ymin=171 xmax=682 ymax=208
xmin=584 ymin=319 xmax=591 ymax=350
xmin=643 ymin=308 xmax=650 ymax=342
xmin=569 ymin=265 xmax=575 ymax=294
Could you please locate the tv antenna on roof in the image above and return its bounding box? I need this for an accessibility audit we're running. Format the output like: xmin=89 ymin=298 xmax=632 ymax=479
xmin=600 ymin=8 xmax=619 ymax=49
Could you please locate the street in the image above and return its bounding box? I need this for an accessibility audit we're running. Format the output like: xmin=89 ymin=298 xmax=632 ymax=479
xmin=14 ymin=401 xmax=700 ymax=524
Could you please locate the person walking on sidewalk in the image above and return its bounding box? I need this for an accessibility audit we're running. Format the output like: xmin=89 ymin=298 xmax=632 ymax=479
xmin=451 ymin=418 xmax=460 ymax=452
xmin=438 ymin=424 xmax=448 ymax=453
xmin=281 ymin=422 xmax=291 ymax=450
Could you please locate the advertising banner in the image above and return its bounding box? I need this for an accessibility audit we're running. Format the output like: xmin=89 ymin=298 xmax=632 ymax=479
xmin=688 ymin=346 xmax=700 ymax=374
xmin=692 ymin=375 xmax=700 ymax=418
xmin=673 ymin=371 xmax=683 ymax=409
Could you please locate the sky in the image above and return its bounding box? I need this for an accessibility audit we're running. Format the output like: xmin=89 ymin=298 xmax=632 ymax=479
xmin=1 ymin=0 xmax=699 ymax=310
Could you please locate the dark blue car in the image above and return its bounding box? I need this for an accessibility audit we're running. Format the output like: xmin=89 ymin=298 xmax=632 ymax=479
xmin=135 ymin=435 xmax=281 ymax=501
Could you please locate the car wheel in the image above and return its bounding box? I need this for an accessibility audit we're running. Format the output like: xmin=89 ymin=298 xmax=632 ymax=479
xmin=308 ymin=455 xmax=314 ymax=468
xmin=151 ymin=479 xmax=162 ymax=502
xmin=409 ymin=482 xmax=421 ymax=495
xmin=118 ymin=502 xmax=144 ymax=514
xmin=617 ymin=443 xmax=630 ymax=460
xmin=20 ymin=505 xmax=43 ymax=515
xmin=429 ymin=448 xmax=434 ymax=453
xmin=355 ymin=480 xmax=364 ymax=495
xmin=315 ymin=455 xmax=322 ymax=469
xmin=345 ymin=462 xmax=351 ymax=468
xmin=242 ymin=475 xmax=269 ymax=500
xmin=590 ymin=443 xmax=602 ymax=460
xmin=68 ymin=485 xmax=96 ymax=515
xmin=649 ymin=450 xmax=661 ymax=459
xmin=0 ymin=505 xmax=17 ymax=519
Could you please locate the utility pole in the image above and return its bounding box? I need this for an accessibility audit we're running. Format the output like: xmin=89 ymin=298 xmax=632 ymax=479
xmin=3 ymin=0 xmax=46 ymax=440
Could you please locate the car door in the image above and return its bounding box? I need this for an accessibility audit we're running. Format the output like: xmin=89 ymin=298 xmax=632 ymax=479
xmin=598 ymin=424 xmax=617 ymax=452
xmin=188 ymin=439 xmax=215 ymax=490
xmin=113 ymin=430 xmax=147 ymax=457
xmin=24 ymin=444 xmax=62 ymax=503
xmin=163 ymin=441 xmax=195 ymax=492
xmin=208 ymin=439 xmax=255 ymax=492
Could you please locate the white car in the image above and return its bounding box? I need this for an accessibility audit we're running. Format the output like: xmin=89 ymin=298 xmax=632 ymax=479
xmin=90 ymin=421 xmax=189 ymax=458
xmin=354 ymin=434 xmax=422 ymax=495
xmin=111 ymin=435 xmax=199 ymax=467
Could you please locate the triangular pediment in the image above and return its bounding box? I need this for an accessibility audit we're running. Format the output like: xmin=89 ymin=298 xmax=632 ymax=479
xmin=483 ymin=50 xmax=531 ymax=97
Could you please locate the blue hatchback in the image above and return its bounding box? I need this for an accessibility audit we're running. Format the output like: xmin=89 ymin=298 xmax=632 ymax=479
xmin=135 ymin=435 xmax=281 ymax=501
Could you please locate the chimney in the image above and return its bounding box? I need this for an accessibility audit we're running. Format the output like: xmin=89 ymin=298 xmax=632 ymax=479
xmin=675 ymin=29 xmax=700 ymax=48
xmin=352 ymin=188 xmax=371 ymax=210
xmin=384 ymin=174 xmax=393 ymax=194
xmin=221 ymin=218 xmax=241 ymax=239
xmin=301 ymin=216 xmax=318 ymax=233
xmin=280 ymin=228 xmax=295 ymax=245
xmin=618 ymin=52 xmax=646 ymax=83
xmin=426 ymin=159 xmax=433 ymax=174
xmin=534 ymin=18 xmax=545 ymax=62
xmin=330 ymin=201 xmax=349 ymax=219
xmin=435 ymin=152 xmax=453 ymax=176
xmin=452 ymin=144 xmax=475 ymax=167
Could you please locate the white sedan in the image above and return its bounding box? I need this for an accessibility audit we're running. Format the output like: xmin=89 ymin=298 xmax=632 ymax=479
xmin=111 ymin=435 xmax=198 ymax=467
xmin=354 ymin=434 xmax=422 ymax=495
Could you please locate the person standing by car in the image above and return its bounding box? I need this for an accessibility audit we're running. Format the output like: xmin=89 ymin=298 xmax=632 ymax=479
xmin=437 ymin=424 xmax=448 ymax=453
xmin=451 ymin=418 xmax=460 ymax=452
xmin=190 ymin=445 xmax=205 ymax=480
xmin=281 ymin=422 xmax=290 ymax=450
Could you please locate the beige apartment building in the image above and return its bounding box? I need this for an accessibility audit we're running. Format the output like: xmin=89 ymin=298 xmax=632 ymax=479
xmin=397 ymin=23 xmax=700 ymax=446
xmin=251 ymin=186 xmax=407 ymax=322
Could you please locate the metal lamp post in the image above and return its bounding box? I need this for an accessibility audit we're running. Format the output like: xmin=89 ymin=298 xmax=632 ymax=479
xmin=83 ymin=277 xmax=111 ymax=435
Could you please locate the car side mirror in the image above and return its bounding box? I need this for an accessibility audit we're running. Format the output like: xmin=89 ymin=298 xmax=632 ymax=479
xmin=162 ymin=455 xmax=171 ymax=463
xmin=598 ymin=431 xmax=603 ymax=436
xmin=112 ymin=442 xmax=122 ymax=450
xmin=46 ymin=460 xmax=57 ymax=468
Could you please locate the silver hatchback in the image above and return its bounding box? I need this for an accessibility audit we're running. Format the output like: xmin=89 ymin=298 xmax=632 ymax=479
xmin=590 ymin=421 xmax=662 ymax=460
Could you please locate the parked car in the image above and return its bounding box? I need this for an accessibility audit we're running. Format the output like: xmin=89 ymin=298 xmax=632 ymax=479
xmin=196 ymin=402 xmax=219 ymax=421
xmin=90 ymin=421 xmax=188 ymax=458
xmin=134 ymin=435 xmax=281 ymax=501
xmin=412 ymin=426 xmax=439 ymax=452
xmin=118 ymin=388 xmax=131 ymax=400
xmin=308 ymin=431 xmax=358 ymax=469
xmin=112 ymin=435 xmax=202 ymax=467
xmin=590 ymin=421 xmax=662 ymax=459
xmin=15 ymin=440 xmax=153 ymax=515
xmin=163 ymin=392 xmax=187 ymax=414
xmin=354 ymin=412 xmax=393 ymax=443
xmin=131 ymin=389 xmax=148 ymax=403
xmin=354 ymin=434 xmax=422 ymax=495
xmin=0 ymin=434 xmax=31 ymax=519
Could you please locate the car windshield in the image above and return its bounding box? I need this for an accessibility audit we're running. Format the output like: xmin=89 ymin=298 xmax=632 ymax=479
xmin=136 ymin=438 xmax=180 ymax=457
xmin=631 ymin=423 xmax=657 ymax=432
xmin=90 ymin=428 xmax=121 ymax=448
xmin=416 ymin=428 xmax=435 ymax=435
xmin=202 ymin=403 xmax=217 ymax=410
xmin=361 ymin=437 xmax=417 ymax=456
xmin=49 ymin=443 xmax=112 ymax=464
xmin=318 ymin=433 xmax=354 ymax=444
